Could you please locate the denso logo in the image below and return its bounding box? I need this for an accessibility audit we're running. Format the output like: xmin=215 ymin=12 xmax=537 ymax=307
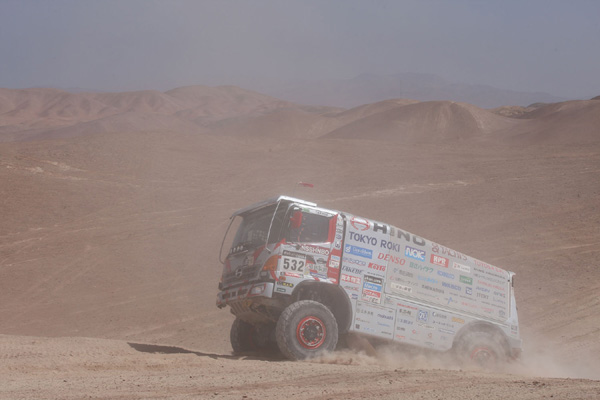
xmin=405 ymin=246 xmax=426 ymax=262
xmin=430 ymin=254 xmax=449 ymax=268
xmin=350 ymin=217 xmax=370 ymax=231
xmin=368 ymin=262 xmax=386 ymax=272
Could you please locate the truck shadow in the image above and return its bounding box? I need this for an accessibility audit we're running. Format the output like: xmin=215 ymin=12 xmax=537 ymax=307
xmin=127 ymin=342 xmax=285 ymax=362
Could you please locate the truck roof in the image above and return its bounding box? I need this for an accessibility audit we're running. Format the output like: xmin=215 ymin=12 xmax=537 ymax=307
xmin=230 ymin=196 xmax=317 ymax=218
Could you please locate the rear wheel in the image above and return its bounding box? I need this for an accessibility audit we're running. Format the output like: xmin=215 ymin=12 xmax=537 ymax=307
xmin=456 ymin=331 xmax=507 ymax=370
xmin=276 ymin=300 xmax=338 ymax=360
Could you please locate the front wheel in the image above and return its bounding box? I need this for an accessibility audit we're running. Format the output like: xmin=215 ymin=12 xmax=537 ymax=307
xmin=276 ymin=300 xmax=338 ymax=360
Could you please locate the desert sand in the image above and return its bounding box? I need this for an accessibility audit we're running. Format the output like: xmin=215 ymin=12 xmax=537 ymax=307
xmin=1 ymin=86 xmax=599 ymax=399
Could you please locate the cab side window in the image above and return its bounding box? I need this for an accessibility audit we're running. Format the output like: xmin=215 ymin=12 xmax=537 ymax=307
xmin=286 ymin=211 xmax=331 ymax=243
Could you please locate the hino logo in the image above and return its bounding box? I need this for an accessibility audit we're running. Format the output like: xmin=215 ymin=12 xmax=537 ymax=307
xmin=350 ymin=217 xmax=370 ymax=231
xmin=235 ymin=268 xmax=243 ymax=278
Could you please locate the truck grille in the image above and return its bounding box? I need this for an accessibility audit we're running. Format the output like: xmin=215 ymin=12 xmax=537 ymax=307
xmin=222 ymin=264 xmax=262 ymax=285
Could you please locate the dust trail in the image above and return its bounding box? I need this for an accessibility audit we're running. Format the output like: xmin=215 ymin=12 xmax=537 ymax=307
xmin=310 ymin=335 xmax=600 ymax=380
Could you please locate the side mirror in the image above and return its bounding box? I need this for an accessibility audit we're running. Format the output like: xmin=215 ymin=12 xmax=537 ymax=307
xmin=290 ymin=210 xmax=303 ymax=229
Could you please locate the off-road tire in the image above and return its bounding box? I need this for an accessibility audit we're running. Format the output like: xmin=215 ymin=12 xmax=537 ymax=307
xmin=276 ymin=300 xmax=338 ymax=360
xmin=230 ymin=318 xmax=257 ymax=354
xmin=230 ymin=318 xmax=279 ymax=356
xmin=456 ymin=331 xmax=507 ymax=370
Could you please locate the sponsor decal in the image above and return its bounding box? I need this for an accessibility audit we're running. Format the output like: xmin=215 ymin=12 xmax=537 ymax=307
xmin=277 ymin=281 xmax=294 ymax=287
xmin=342 ymin=265 xmax=363 ymax=275
xmin=437 ymin=270 xmax=455 ymax=280
xmin=452 ymin=261 xmax=471 ymax=273
xmin=350 ymin=217 xmax=370 ymax=231
xmin=478 ymin=280 xmax=507 ymax=291
xmin=442 ymin=282 xmax=461 ymax=291
xmin=439 ymin=328 xmax=455 ymax=335
xmin=362 ymin=275 xmax=383 ymax=304
xmin=459 ymin=275 xmax=473 ymax=285
xmin=284 ymin=272 xmax=302 ymax=278
xmin=405 ymin=246 xmax=426 ymax=262
xmin=343 ymin=257 xmax=367 ymax=266
xmin=282 ymin=250 xmax=306 ymax=259
xmin=476 ymin=293 xmax=489 ymax=300
xmin=378 ymin=253 xmax=405 ymax=265
xmin=276 ymin=287 xmax=287 ymax=293
xmin=368 ymin=262 xmax=386 ymax=272
xmin=328 ymin=260 xmax=340 ymax=269
xmin=430 ymin=254 xmax=449 ymax=268
xmin=331 ymin=255 xmax=340 ymax=262
xmin=431 ymin=243 xmax=468 ymax=261
xmin=417 ymin=310 xmax=428 ymax=322
xmin=380 ymin=240 xmax=402 ymax=252
xmin=349 ymin=232 xmax=378 ymax=246
xmin=340 ymin=274 xmax=361 ymax=285
xmin=391 ymin=267 xmax=413 ymax=278
xmin=308 ymin=264 xmax=328 ymax=276
xmin=390 ymin=282 xmax=412 ymax=294
xmin=334 ymin=241 xmax=342 ymax=250
xmin=377 ymin=313 xmax=394 ymax=321
xmin=409 ymin=261 xmax=434 ymax=273
xmin=418 ymin=275 xmax=438 ymax=284
xmin=345 ymin=245 xmax=373 ymax=259
xmin=421 ymin=284 xmax=444 ymax=294
xmin=299 ymin=245 xmax=330 ymax=256
xmin=431 ymin=311 xmax=447 ymax=319
xmin=465 ymin=287 xmax=473 ymax=295
xmin=397 ymin=318 xmax=414 ymax=325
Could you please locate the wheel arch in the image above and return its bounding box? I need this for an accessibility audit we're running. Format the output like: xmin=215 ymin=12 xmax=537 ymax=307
xmin=291 ymin=281 xmax=353 ymax=334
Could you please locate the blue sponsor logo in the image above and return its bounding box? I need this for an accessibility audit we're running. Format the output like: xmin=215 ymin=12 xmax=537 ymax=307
xmin=405 ymin=245 xmax=426 ymax=262
xmin=345 ymin=245 xmax=373 ymax=259
xmin=418 ymin=310 xmax=428 ymax=322
xmin=363 ymin=282 xmax=382 ymax=292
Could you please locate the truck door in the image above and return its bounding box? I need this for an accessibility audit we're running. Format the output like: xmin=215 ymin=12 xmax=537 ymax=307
xmin=279 ymin=206 xmax=342 ymax=284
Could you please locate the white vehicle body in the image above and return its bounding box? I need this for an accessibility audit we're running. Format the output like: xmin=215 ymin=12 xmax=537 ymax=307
xmin=217 ymin=196 xmax=522 ymax=362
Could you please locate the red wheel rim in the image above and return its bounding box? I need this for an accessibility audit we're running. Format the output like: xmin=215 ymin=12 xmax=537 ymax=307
xmin=470 ymin=346 xmax=496 ymax=365
xmin=296 ymin=316 xmax=326 ymax=349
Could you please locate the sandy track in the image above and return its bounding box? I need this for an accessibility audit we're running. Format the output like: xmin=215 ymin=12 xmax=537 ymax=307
xmin=1 ymin=335 xmax=599 ymax=400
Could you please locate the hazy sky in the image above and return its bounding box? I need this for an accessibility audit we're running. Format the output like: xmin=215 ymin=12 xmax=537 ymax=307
xmin=1 ymin=0 xmax=599 ymax=98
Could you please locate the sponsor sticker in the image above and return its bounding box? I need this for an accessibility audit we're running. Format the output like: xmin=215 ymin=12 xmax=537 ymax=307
xmin=405 ymin=246 xmax=426 ymax=262
xmin=345 ymin=245 xmax=373 ymax=259
xmin=430 ymin=254 xmax=449 ymax=268
xmin=452 ymin=261 xmax=471 ymax=273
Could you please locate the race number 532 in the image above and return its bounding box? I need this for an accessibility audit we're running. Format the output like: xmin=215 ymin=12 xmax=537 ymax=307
xmin=282 ymin=256 xmax=305 ymax=272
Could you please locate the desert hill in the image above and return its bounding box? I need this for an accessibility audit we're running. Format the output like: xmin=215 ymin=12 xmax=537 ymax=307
xmin=325 ymin=101 xmax=520 ymax=142
xmin=1 ymin=86 xmax=600 ymax=398
xmin=2 ymin=86 xmax=599 ymax=145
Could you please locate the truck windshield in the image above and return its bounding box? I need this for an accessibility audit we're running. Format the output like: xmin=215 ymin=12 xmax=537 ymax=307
xmin=229 ymin=204 xmax=286 ymax=255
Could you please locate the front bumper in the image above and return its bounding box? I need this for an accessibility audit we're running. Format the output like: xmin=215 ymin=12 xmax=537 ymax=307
xmin=216 ymin=281 xmax=275 ymax=308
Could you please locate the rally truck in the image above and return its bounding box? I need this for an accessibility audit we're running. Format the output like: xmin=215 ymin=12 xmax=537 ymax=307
xmin=216 ymin=196 xmax=522 ymax=365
